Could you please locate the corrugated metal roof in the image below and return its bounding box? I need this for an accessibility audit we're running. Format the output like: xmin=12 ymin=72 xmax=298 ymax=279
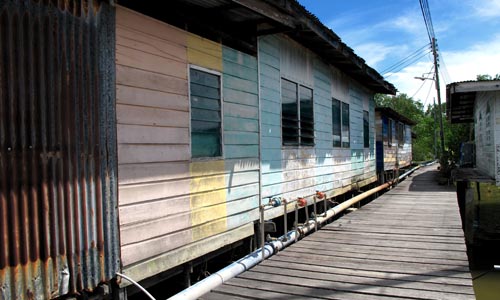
xmin=0 ymin=1 xmax=119 ymax=299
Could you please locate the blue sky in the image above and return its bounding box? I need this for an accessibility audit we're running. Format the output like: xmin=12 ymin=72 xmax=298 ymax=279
xmin=298 ymin=0 xmax=500 ymax=107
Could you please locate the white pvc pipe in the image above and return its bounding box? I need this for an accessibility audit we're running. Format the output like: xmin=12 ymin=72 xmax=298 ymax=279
xmin=166 ymin=165 xmax=421 ymax=300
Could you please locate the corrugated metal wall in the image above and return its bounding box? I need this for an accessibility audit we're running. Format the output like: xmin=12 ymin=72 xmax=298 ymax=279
xmin=0 ymin=1 xmax=118 ymax=299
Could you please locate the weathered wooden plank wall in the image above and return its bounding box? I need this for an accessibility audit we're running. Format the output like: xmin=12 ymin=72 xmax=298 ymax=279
xmin=475 ymin=91 xmax=496 ymax=179
xmin=331 ymin=69 xmax=354 ymax=189
xmin=494 ymin=91 xmax=500 ymax=184
xmin=259 ymin=35 xmax=377 ymax=219
xmin=116 ymin=7 xmax=257 ymax=284
xmin=116 ymin=7 xmax=191 ymax=274
xmin=313 ymin=60 xmax=335 ymax=192
xmin=375 ymin=113 xmax=413 ymax=173
xmin=399 ymin=124 xmax=413 ymax=168
xmin=349 ymin=85 xmax=376 ymax=186
xmin=259 ymin=35 xmax=283 ymax=205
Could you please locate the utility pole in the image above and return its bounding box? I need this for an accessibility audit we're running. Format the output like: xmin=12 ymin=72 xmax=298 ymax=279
xmin=432 ymin=37 xmax=445 ymax=157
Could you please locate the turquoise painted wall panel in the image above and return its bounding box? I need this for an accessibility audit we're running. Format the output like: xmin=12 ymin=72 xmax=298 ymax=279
xmin=224 ymin=117 xmax=258 ymax=132
xmin=313 ymin=58 xmax=332 ymax=156
xmin=261 ymin=124 xmax=281 ymax=138
xmin=224 ymin=145 xmax=259 ymax=159
xmin=261 ymin=111 xmax=281 ymax=126
xmin=223 ymin=49 xmax=257 ymax=70
xmin=262 ymin=172 xmax=285 ymax=185
xmin=260 ymin=85 xmax=280 ymax=102
xmin=260 ymin=72 xmax=281 ymax=97
xmin=226 ymin=183 xmax=259 ymax=201
xmin=259 ymin=35 xmax=281 ymax=56
xmin=224 ymin=88 xmax=258 ymax=106
xmin=261 ymin=160 xmax=282 ymax=172
xmin=262 ymin=136 xmax=282 ymax=149
xmin=226 ymin=196 xmax=260 ymax=215
xmin=259 ymin=34 xmax=281 ymax=174
xmin=227 ymin=210 xmax=259 ymax=231
xmin=222 ymin=61 xmax=258 ymax=81
xmin=259 ymin=51 xmax=280 ymax=70
xmin=262 ymin=183 xmax=285 ymax=198
xmin=369 ymin=97 xmax=376 ymax=155
xmin=224 ymin=131 xmax=259 ymax=145
xmin=260 ymin=63 xmax=280 ymax=79
xmin=223 ymin=74 xmax=259 ymax=94
xmin=261 ymin=99 xmax=281 ymax=114
xmin=316 ymin=128 xmax=333 ymax=143
xmin=224 ymin=102 xmax=258 ymax=119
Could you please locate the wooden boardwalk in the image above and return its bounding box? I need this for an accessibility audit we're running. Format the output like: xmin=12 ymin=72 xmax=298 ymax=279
xmin=200 ymin=166 xmax=475 ymax=299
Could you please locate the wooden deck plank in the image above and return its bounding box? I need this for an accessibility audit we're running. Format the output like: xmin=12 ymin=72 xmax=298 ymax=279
xmin=201 ymin=166 xmax=475 ymax=299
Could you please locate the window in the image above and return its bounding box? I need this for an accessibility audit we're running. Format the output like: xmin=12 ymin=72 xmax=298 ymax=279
xmin=363 ymin=110 xmax=369 ymax=148
xmin=281 ymin=79 xmax=314 ymax=146
xmin=397 ymin=122 xmax=405 ymax=147
xmin=332 ymin=98 xmax=350 ymax=148
xmin=341 ymin=102 xmax=350 ymax=148
xmin=387 ymin=118 xmax=393 ymax=147
xmin=332 ymin=99 xmax=341 ymax=147
xmin=190 ymin=67 xmax=222 ymax=158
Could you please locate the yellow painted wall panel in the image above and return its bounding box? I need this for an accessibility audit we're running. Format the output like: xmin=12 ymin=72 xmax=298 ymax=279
xmin=192 ymin=218 xmax=227 ymax=241
xmin=190 ymin=189 xmax=226 ymax=209
xmin=187 ymin=33 xmax=222 ymax=71
xmin=190 ymin=161 xmax=227 ymax=240
xmin=191 ymin=204 xmax=227 ymax=226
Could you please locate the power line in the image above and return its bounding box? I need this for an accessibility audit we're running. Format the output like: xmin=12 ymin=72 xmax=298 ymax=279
xmin=420 ymin=0 xmax=445 ymax=155
xmin=411 ymin=65 xmax=435 ymax=99
xmin=439 ymin=54 xmax=452 ymax=84
xmin=380 ymin=43 xmax=430 ymax=74
xmin=383 ymin=50 xmax=432 ymax=78
xmin=422 ymin=77 xmax=435 ymax=108
xmin=419 ymin=0 xmax=435 ymax=42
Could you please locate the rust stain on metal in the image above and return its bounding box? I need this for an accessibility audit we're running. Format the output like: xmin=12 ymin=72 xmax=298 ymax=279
xmin=0 ymin=1 xmax=118 ymax=299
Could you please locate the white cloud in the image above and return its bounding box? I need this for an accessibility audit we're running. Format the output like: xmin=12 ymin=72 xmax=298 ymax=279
xmin=354 ymin=43 xmax=402 ymax=69
xmin=383 ymin=12 xmax=422 ymax=35
xmin=471 ymin=0 xmax=500 ymax=18
xmin=387 ymin=35 xmax=500 ymax=107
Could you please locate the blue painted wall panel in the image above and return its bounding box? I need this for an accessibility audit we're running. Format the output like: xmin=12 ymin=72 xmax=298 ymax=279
xmin=259 ymin=36 xmax=283 ymax=199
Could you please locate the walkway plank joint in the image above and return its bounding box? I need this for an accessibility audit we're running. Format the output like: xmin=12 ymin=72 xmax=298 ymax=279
xmin=201 ymin=166 xmax=475 ymax=300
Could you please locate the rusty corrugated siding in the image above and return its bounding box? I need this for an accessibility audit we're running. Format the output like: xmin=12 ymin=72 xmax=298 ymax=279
xmin=0 ymin=1 xmax=119 ymax=299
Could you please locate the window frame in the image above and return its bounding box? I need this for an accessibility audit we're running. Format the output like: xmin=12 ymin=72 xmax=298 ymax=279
xmin=332 ymin=98 xmax=350 ymax=148
xmin=281 ymin=78 xmax=314 ymax=147
xmin=387 ymin=118 xmax=393 ymax=148
xmin=397 ymin=122 xmax=405 ymax=148
xmin=363 ymin=110 xmax=370 ymax=148
xmin=188 ymin=65 xmax=224 ymax=160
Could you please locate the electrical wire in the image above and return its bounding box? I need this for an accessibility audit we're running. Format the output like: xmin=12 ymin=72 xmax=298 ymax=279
xmin=380 ymin=43 xmax=430 ymax=74
xmin=383 ymin=51 xmax=432 ymax=78
xmin=422 ymin=76 xmax=435 ymax=108
xmin=439 ymin=54 xmax=452 ymax=84
xmin=411 ymin=65 xmax=434 ymax=99
xmin=419 ymin=0 xmax=435 ymax=42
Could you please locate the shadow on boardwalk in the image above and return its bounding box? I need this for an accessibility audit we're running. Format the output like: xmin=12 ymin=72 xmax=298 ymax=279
xmin=407 ymin=167 xmax=455 ymax=192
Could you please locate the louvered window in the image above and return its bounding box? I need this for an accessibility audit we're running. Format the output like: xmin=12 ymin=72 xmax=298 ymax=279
xmin=281 ymin=78 xmax=314 ymax=146
xmin=190 ymin=67 xmax=222 ymax=158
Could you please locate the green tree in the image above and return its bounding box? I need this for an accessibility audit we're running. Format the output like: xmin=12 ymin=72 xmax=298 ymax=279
xmin=477 ymin=74 xmax=493 ymax=81
xmin=375 ymin=93 xmax=434 ymax=161
xmin=476 ymin=73 xmax=500 ymax=81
